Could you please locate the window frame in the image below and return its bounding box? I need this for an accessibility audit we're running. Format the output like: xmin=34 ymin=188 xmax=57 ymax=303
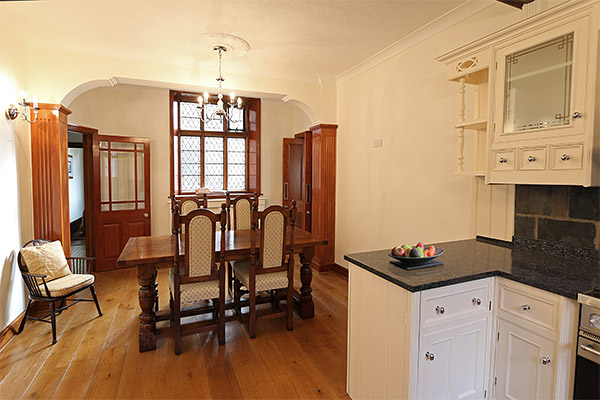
xmin=170 ymin=90 xmax=260 ymax=196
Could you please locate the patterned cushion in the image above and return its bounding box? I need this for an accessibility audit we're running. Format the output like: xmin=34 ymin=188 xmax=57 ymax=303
xmin=169 ymin=268 xmax=220 ymax=305
xmin=188 ymin=215 xmax=214 ymax=277
xmin=235 ymin=199 xmax=251 ymax=230
xmin=20 ymin=241 xmax=71 ymax=282
xmin=38 ymin=274 xmax=94 ymax=297
xmin=232 ymin=259 xmax=288 ymax=292
xmin=180 ymin=200 xmax=199 ymax=215
xmin=262 ymin=211 xmax=284 ymax=268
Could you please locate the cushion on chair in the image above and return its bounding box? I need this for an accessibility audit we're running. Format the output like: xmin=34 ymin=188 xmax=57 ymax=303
xmin=169 ymin=268 xmax=220 ymax=305
xmin=38 ymin=274 xmax=94 ymax=297
xmin=21 ymin=240 xmax=71 ymax=282
xmin=232 ymin=259 xmax=288 ymax=292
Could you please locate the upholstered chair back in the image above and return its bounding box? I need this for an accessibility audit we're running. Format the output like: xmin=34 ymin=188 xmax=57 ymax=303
xmin=260 ymin=210 xmax=285 ymax=269
xmin=234 ymin=198 xmax=252 ymax=230
xmin=186 ymin=213 xmax=216 ymax=278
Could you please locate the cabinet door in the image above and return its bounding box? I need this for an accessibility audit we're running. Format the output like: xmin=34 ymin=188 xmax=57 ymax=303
xmin=493 ymin=17 xmax=589 ymax=143
xmin=418 ymin=317 xmax=489 ymax=399
xmin=494 ymin=319 xmax=555 ymax=399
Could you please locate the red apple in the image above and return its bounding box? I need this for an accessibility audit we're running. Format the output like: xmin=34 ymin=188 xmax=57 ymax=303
xmin=392 ymin=246 xmax=405 ymax=257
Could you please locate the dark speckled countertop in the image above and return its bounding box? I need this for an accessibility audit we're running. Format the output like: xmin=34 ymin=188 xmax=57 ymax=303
xmin=344 ymin=239 xmax=600 ymax=299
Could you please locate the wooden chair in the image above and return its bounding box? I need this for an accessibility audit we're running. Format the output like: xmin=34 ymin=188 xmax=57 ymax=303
xmin=233 ymin=200 xmax=297 ymax=338
xmin=17 ymin=239 xmax=102 ymax=344
xmin=225 ymin=192 xmax=258 ymax=230
xmin=170 ymin=203 xmax=227 ymax=355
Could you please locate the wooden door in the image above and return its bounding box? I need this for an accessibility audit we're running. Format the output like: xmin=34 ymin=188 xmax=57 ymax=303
xmin=283 ymin=137 xmax=308 ymax=229
xmin=495 ymin=318 xmax=555 ymax=399
xmin=93 ymin=135 xmax=151 ymax=270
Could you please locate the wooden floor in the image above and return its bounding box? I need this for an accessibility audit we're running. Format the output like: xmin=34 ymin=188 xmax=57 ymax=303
xmin=0 ymin=264 xmax=349 ymax=399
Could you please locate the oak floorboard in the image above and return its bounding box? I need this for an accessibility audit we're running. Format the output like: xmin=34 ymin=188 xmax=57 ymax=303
xmin=0 ymin=264 xmax=349 ymax=399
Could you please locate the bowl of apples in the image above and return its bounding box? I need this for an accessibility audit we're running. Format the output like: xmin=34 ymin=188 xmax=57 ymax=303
xmin=389 ymin=242 xmax=444 ymax=268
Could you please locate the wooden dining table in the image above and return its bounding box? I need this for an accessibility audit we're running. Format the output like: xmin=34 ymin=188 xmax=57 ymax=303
xmin=116 ymin=228 xmax=327 ymax=352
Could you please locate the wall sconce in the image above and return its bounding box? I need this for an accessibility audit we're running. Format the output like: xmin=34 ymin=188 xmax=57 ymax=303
xmin=6 ymin=90 xmax=40 ymax=123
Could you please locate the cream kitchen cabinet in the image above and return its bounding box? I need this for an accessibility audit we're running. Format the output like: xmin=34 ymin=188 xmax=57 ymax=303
xmin=437 ymin=0 xmax=600 ymax=186
xmin=492 ymin=278 xmax=578 ymax=400
xmin=488 ymin=6 xmax=599 ymax=186
xmin=494 ymin=318 xmax=555 ymax=399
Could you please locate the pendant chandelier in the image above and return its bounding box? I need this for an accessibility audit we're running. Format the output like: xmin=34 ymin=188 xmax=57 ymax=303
xmin=197 ymin=45 xmax=242 ymax=123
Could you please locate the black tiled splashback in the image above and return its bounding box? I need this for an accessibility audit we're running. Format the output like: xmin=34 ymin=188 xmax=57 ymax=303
xmin=514 ymin=185 xmax=600 ymax=263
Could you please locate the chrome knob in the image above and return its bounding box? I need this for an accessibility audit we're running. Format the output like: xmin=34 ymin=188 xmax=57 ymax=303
xmin=521 ymin=304 xmax=531 ymax=311
xmin=572 ymin=112 xmax=582 ymax=119
xmin=541 ymin=357 xmax=551 ymax=365
xmin=561 ymin=154 xmax=570 ymax=161
xmin=499 ymin=157 xmax=507 ymax=164
xmin=590 ymin=313 xmax=600 ymax=329
xmin=527 ymin=156 xmax=536 ymax=162
xmin=472 ymin=298 xmax=482 ymax=306
xmin=425 ymin=352 xmax=434 ymax=361
xmin=435 ymin=306 xmax=445 ymax=314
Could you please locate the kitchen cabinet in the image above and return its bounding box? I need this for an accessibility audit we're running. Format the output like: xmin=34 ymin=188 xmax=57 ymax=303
xmin=495 ymin=318 xmax=555 ymax=399
xmin=492 ymin=278 xmax=578 ymax=400
xmin=437 ymin=0 xmax=600 ymax=186
xmin=346 ymin=263 xmax=578 ymax=400
xmin=417 ymin=317 xmax=489 ymax=399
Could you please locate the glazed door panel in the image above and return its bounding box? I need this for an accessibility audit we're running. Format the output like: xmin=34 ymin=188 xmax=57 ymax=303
xmin=93 ymin=135 xmax=151 ymax=270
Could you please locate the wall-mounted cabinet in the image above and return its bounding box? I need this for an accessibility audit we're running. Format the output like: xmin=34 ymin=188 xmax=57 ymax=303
xmin=437 ymin=0 xmax=600 ymax=187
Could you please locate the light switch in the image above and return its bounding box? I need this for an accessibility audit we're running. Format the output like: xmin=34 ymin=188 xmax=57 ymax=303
xmin=372 ymin=138 xmax=383 ymax=148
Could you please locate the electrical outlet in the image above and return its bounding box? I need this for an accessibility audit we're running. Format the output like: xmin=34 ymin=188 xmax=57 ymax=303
xmin=372 ymin=138 xmax=383 ymax=148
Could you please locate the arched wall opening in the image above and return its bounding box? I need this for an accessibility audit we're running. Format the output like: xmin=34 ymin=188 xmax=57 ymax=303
xmin=66 ymin=79 xmax=314 ymax=236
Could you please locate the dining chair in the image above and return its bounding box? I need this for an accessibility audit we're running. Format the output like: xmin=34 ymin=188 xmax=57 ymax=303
xmin=17 ymin=239 xmax=102 ymax=344
xmin=232 ymin=200 xmax=297 ymax=338
xmin=170 ymin=203 xmax=227 ymax=355
xmin=225 ymin=192 xmax=258 ymax=231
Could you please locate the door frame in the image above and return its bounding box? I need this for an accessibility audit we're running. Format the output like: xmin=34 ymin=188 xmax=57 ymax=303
xmin=67 ymin=123 xmax=98 ymax=265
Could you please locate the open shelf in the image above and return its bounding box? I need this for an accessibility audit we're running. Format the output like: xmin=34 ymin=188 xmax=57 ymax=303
xmin=455 ymin=118 xmax=487 ymax=130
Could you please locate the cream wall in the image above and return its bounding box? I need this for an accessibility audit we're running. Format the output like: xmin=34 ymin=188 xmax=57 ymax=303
xmin=0 ymin=23 xmax=28 ymax=330
xmin=335 ymin=4 xmax=525 ymax=264
xmin=68 ymin=85 xmax=311 ymax=236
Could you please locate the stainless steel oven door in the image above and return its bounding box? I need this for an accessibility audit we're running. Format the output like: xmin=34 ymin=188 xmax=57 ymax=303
xmin=578 ymin=336 xmax=600 ymax=364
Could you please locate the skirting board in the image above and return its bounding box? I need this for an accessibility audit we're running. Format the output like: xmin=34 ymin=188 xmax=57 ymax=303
xmin=0 ymin=311 xmax=25 ymax=352
xmin=313 ymin=262 xmax=348 ymax=278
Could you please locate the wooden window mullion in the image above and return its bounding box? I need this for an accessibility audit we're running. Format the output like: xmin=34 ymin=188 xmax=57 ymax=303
xmin=200 ymin=133 xmax=205 ymax=188
xmin=223 ymin=136 xmax=228 ymax=191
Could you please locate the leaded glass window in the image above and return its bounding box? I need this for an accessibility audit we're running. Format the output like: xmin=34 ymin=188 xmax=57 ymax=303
xmin=171 ymin=91 xmax=249 ymax=193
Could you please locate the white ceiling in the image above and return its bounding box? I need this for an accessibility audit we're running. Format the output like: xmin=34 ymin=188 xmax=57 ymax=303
xmin=2 ymin=0 xmax=471 ymax=83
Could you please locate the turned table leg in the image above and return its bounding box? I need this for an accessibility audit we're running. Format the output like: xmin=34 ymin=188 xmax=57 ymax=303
xmin=296 ymin=247 xmax=315 ymax=319
xmin=138 ymin=264 xmax=157 ymax=352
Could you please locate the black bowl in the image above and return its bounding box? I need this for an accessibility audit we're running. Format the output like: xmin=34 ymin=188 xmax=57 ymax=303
xmin=389 ymin=249 xmax=444 ymax=266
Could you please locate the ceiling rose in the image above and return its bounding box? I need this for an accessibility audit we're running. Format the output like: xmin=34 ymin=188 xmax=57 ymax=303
xmin=189 ymin=33 xmax=250 ymax=56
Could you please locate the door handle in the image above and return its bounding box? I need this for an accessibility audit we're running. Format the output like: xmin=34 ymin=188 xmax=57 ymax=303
xmin=284 ymin=183 xmax=289 ymax=200
xmin=581 ymin=344 xmax=600 ymax=357
xmin=143 ymin=213 xmax=149 ymax=218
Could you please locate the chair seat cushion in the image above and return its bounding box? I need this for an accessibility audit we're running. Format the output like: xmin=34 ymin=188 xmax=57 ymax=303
xmin=38 ymin=274 xmax=94 ymax=297
xmin=232 ymin=259 xmax=288 ymax=292
xmin=169 ymin=268 xmax=220 ymax=305
xmin=21 ymin=241 xmax=71 ymax=282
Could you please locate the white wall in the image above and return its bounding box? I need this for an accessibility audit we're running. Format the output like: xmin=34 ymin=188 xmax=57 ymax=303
xmin=68 ymin=85 xmax=311 ymax=236
xmin=335 ymin=4 xmax=525 ymax=264
xmin=0 ymin=23 xmax=28 ymax=331
xmin=68 ymin=147 xmax=85 ymax=222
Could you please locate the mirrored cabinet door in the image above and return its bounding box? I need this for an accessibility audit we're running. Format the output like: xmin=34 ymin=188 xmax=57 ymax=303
xmin=494 ymin=18 xmax=588 ymax=142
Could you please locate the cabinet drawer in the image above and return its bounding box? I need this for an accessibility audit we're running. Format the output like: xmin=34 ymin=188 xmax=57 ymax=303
xmin=421 ymin=279 xmax=490 ymax=327
xmin=498 ymin=280 xmax=559 ymax=331
xmin=550 ymin=143 xmax=583 ymax=170
xmin=492 ymin=149 xmax=515 ymax=171
xmin=519 ymin=147 xmax=546 ymax=171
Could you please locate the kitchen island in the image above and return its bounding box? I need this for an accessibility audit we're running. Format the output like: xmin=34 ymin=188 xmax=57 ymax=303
xmin=344 ymin=238 xmax=597 ymax=399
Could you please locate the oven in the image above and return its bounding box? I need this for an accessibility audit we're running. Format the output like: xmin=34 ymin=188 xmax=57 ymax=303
xmin=574 ymin=289 xmax=600 ymax=399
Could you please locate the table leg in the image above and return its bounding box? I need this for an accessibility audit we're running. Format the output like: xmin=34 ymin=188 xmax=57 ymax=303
xmin=296 ymin=247 xmax=315 ymax=319
xmin=138 ymin=264 xmax=157 ymax=352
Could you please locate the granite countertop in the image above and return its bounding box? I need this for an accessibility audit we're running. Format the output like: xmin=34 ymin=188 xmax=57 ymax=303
xmin=344 ymin=239 xmax=599 ymax=299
